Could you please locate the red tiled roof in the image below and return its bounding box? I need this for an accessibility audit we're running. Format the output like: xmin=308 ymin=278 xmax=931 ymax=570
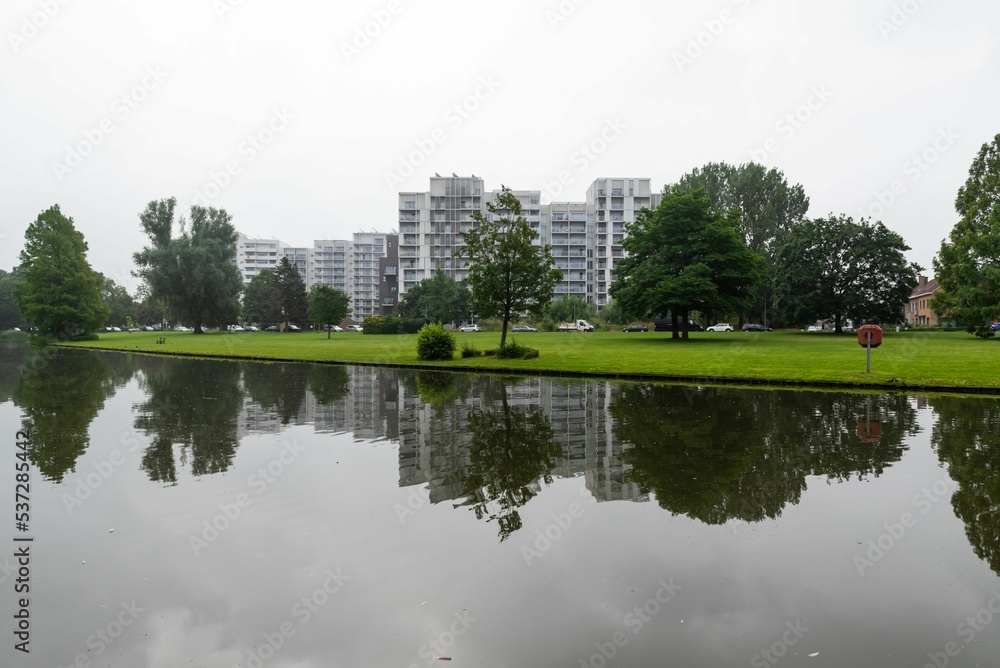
xmin=910 ymin=277 xmax=941 ymax=299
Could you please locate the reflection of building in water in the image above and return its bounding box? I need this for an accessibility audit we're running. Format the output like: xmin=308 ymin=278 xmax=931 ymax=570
xmin=398 ymin=377 xmax=646 ymax=504
xmin=235 ymin=365 xmax=642 ymax=504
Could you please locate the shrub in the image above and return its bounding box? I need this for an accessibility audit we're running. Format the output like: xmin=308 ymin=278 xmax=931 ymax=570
xmin=364 ymin=315 xmax=428 ymax=334
xmin=495 ymin=340 xmax=538 ymax=359
xmin=461 ymin=341 xmax=482 ymax=358
xmin=416 ymin=323 xmax=455 ymax=360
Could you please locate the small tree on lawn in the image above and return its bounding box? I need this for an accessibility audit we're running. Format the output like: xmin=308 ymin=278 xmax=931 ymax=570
xmin=458 ymin=186 xmax=562 ymax=348
xmin=308 ymin=284 xmax=350 ymax=338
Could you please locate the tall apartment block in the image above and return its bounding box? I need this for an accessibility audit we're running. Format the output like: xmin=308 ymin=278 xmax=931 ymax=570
xmin=236 ymin=232 xmax=398 ymax=320
xmin=398 ymin=175 xmax=659 ymax=308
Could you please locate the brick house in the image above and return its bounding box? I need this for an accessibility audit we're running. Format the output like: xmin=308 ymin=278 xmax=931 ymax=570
xmin=906 ymin=276 xmax=941 ymax=327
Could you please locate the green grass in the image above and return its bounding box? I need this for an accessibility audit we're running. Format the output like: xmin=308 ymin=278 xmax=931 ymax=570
xmin=57 ymin=328 xmax=1000 ymax=391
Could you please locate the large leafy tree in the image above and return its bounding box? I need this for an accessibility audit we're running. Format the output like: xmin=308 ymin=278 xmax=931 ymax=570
xmin=133 ymin=198 xmax=242 ymax=333
xmin=610 ymin=189 xmax=762 ymax=339
xmin=308 ymin=284 xmax=350 ymax=338
xmin=932 ymin=133 xmax=1000 ymax=337
xmin=459 ymin=186 xmax=562 ymax=347
xmin=14 ymin=205 xmax=109 ymax=339
xmin=774 ymin=215 xmax=920 ymax=332
xmin=666 ymin=162 xmax=810 ymax=324
xmin=0 ymin=268 xmax=27 ymax=329
xmin=396 ymin=270 xmax=469 ymax=324
xmin=242 ymin=269 xmax=282 ymax=325
xmin=274 ymin=256 xmax=309 ymax=325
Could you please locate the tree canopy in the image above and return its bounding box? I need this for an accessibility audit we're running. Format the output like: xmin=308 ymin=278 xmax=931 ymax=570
xmin=308 ymin=284 xmax=350 ymax=337
xmin=242 ymin=269 xmax=282 ymax=324
xmin=133 ymin=198 xmax=242 ymax=333
xmin=0 ymin=268 xmax=26 ymax=330
xmin=774 ymin=215 xmax=919 ymax=332
xmin=665 ymin=162 xmax=810 ymax=324
xmin=395 ymin=270 xmax=469 ymax=324
xmin=99 ymin=275 xmax=136 ymax=328
xmin=274 ymin=256 xmax=309 ymax=325
xmin=932 ymin=132 xmax=1000 ymax=337
xmin=14 ymin=205 xmax=109 ymax=339
xmin=459 ymin=186 xmax=562 ymax=347
xmin=610 ymin=188 xmax=762 ymax=338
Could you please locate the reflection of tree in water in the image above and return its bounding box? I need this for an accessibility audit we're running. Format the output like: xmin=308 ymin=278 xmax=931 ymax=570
xmin=133 ymin=357 xmax=244 ymax=483
xmin=460 ymin=378 xmax=561 ymax=541
xmin=307 ymin=364 xmax=350 ymax=406
xmin=242 ymin=361 xmax=310 ymax=425
xmin=928 ymin=396 xmax=1000 ymax=575
xmin=613 ymin=385 xmax=917 ymax=524
xmin=12 ymin=349 xmax=118 ymax=482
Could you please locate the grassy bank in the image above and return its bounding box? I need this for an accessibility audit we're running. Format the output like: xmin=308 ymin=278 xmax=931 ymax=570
xmin=56 ymin=328 xmax=1000 ymax=392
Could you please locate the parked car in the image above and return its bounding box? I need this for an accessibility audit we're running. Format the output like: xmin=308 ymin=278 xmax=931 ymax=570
xmin=175 ymin=326 xmax=192 ymax=332
xmin=245 ymin=325 xmax=259 ymax=332
xmin=706 ymin=323 xmax=734 ymax=332
xmin=227 ymin=324 xmax=245 ymax=332
xmin=622 ymin=323 xmax=649 ymax=332
xmin=741 ymin=323 xmax=772 ymax=332
xmin=459 ymin=324 xmax=482 ymax=332
xmin=346 ymin=324 xmax=363 ymax=332
xmin=287 ymin=324 xmax=301 ymax=332
xmin=991 ymin=322 xmax=1000 ymax=332
xmin=330 ymin=325 xmax=343 ymax=332
xmin=264 ymin=325 xmax=280 ymax=332
xmin=806 ymin=325 xmax=823 ymax=332
xmin=512 ymin=324 xmax=537 ymax=332
xmin=653 ymin=318 xmax=704 ymax=332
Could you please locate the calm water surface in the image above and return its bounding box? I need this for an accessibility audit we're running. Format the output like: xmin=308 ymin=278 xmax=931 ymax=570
xmin=0 ymin=345 xmax=998 ymax=667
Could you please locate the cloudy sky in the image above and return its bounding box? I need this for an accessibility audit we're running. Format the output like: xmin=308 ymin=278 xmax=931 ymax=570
xmin=2 ymin=0 xmax=997 ymax=291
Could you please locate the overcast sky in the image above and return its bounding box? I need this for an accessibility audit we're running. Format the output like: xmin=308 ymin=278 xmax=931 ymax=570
xmin=2 ymin=0 xmax=997 ymax=291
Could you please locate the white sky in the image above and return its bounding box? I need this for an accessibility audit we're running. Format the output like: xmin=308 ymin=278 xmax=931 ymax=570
xmin=2 ymin=0 xmax=997 ymax=292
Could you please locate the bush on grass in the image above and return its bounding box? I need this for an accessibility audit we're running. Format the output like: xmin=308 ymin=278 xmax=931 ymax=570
xmin=416 ymin=323 xmax=455 ymax=360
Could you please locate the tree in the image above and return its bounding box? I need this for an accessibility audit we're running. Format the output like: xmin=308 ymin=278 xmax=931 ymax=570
xmin=133 ymin=198 xmax=242 ymax=334
xmin=459 ymin=186 xmax=562 ymax=347
xmin=396 ymin=270 xmax=470 ymax=324
xmin=610 ymin=189 xmax=762 ymax=339
xmin=666 ymin=162 xmax=810 ymax=325
xmin=774 ymin=215 xmax=920 ymax=332
xmin=274 ymin=256 xmax=308 ymax=325
xmin=99 ymin=275 xmax=135 ymax=328
xmin=13 ymin=205 xmax=109 ymax=339
xmin=541 ymin=295 xmax=596 ymax=329
xmin=0 ymin=268 xmax=27 ymax=329
xmin=932 ymin=133 xmax=1000 ymax=337
xmin=308 ymin=284 xmax=350 ymax=338
xmin=242 ymin=269 xmax=282 ymax=325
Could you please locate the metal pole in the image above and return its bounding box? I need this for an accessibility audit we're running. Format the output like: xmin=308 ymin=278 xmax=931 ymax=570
xmin=866 ymin=330 xmax=871 ymax=373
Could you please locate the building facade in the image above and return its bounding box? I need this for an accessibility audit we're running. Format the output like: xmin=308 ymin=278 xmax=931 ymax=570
xmin=907 ymin=275 xmax=941 ymax=327
xmin=398 ymin=174 xmax=659 ymax=308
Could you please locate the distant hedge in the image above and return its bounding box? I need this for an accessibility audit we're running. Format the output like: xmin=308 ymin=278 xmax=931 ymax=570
xmin=361 ymin=315 xmax=426 ymax=334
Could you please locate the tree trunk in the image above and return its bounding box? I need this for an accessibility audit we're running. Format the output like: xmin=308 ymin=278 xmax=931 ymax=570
xmin=682 ymin=309 xmax=690 ymax=340
xmin=500 ymin=311 xmax=509 ymax=348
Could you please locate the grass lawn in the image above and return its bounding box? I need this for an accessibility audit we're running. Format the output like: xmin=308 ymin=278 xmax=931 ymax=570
xmin=59 ymin=328 xmax=1000 ymax=392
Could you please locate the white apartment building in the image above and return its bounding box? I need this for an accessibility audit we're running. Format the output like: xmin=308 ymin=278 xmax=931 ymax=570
xmin=398 ymin=175 xmax=659 ymax=308
xmin=235 ymin=232 xmax=395 ymax=320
